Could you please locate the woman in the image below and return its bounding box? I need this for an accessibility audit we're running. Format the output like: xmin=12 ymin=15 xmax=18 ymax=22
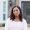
xmin=5 ymin=6 xmax=27 ymax=30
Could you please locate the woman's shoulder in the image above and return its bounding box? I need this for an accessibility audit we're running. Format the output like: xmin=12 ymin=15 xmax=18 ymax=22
xmin=22 ymin=18 xmax=27 ymax=24
xmin=6 ymin=17 xmax=12 ymax=23
xmin=7 ymin=17 xmax=10 ymax=21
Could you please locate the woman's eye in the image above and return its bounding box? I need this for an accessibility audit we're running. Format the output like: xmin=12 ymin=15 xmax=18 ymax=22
xmin=13 ymin=10 xmax=15 ymax=12
xmin=16 ymin=10 xmax=18 ymax=11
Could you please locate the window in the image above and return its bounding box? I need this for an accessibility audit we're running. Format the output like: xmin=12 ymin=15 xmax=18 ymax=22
xmin=3 ymin=14 xmax=5 ymax=20
xmin=3 ymin=1 xmax=6 ymax=20
xmin=21 ymin=1 xmax=30 ymax=24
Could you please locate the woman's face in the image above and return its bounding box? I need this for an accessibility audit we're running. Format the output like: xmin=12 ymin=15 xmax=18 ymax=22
xmin=13 ymin=7 xmax=20 ymax=17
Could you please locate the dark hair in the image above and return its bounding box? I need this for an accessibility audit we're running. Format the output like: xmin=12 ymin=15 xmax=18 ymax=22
xmin=10 ymin=6 xmax=22 ymax=21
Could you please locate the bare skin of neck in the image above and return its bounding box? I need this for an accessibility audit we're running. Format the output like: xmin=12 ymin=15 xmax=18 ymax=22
xmin=15 ymin=16 xmax=20 ymax=22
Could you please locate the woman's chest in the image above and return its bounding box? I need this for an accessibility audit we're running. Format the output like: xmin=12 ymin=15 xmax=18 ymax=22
xmin=8 ymin=22 xmax=23 ymax=30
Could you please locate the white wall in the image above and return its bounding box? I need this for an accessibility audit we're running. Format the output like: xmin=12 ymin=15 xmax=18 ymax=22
xmin=19 ymin=0 xmax=30 ymax=8
xmin=0 ymin=0 xmax=8 ymax=23
xmin=0 ymin=0 xmax=3 ymax=21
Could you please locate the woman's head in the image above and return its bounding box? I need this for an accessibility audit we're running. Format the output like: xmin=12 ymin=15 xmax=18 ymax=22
xmin=10 ymin=6 xmax=22 ymax=21
xmin=13 ymin=7 xmax=20 ymax=17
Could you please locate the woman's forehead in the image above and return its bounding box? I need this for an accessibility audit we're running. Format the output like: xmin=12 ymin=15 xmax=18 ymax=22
xmin=13 ymin=7 xmax=19 ymax=10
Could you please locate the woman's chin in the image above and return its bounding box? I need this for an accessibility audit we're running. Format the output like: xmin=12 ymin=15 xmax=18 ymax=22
xmin=15 ymin=15 xmax=19 ymax=17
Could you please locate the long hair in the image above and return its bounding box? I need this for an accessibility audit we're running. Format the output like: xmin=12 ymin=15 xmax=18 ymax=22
xmin=10 ymin=6 xmax=22 ymax=21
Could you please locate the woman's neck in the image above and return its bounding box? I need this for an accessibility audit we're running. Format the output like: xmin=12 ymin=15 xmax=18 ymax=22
xmin=15 ymin=16 xmax=20 ymax=22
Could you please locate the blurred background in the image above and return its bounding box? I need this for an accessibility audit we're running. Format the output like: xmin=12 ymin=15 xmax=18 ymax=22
xmin=0 ymin=0 xmax=30 ymax=30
